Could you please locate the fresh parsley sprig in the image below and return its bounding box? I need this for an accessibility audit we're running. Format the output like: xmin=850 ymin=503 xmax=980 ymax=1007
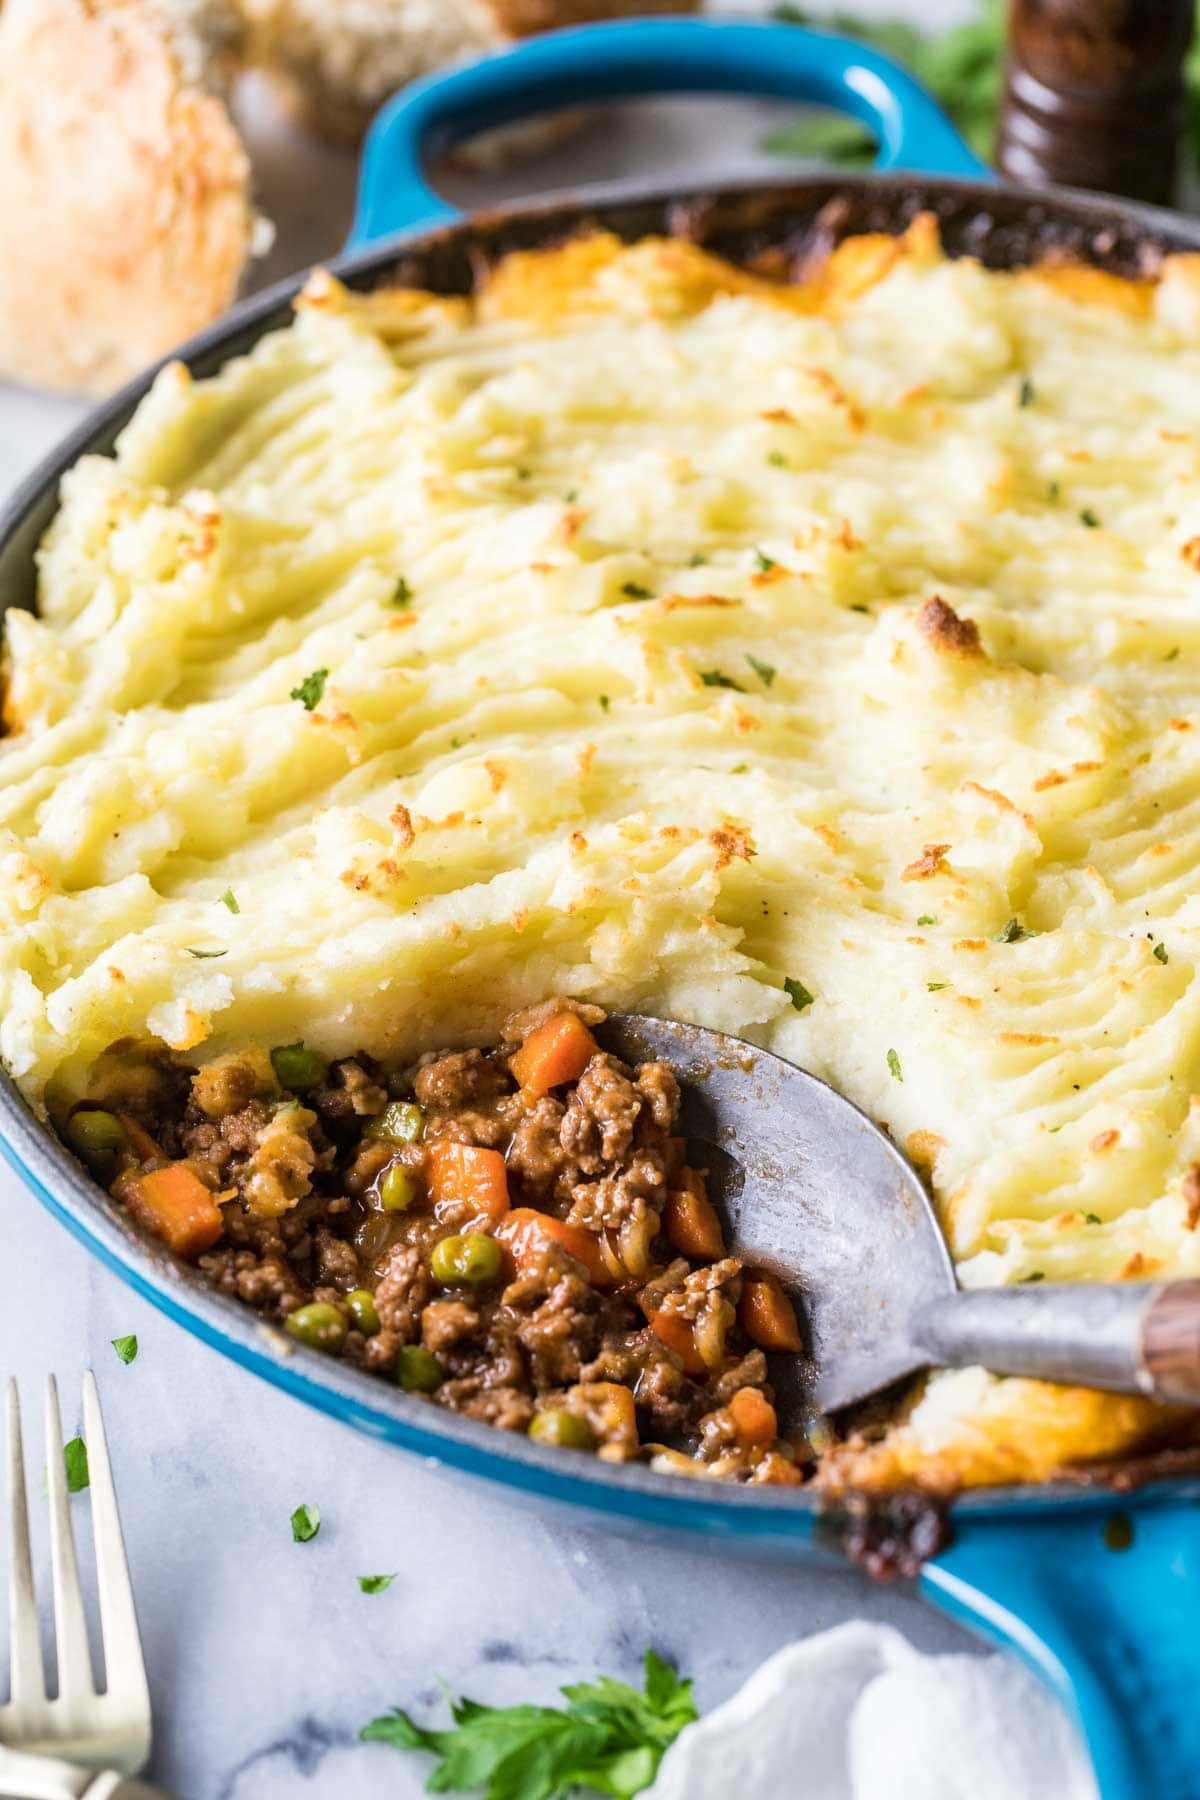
xmin=360 ymin=1648 xmax=696 ymax=1800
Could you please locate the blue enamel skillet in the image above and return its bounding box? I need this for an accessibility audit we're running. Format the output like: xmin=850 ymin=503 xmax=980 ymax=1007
xmin=2 ymin=19 xmax=1199 ymax=1798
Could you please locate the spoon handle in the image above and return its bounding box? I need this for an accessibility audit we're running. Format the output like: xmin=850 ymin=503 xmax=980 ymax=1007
xmin=911 ymin=1280 xmax=1200 ymax=1405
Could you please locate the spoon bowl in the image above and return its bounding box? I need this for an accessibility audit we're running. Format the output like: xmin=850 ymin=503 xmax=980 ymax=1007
xmin=598 ymin=1014 xmax=1200 ymax=1418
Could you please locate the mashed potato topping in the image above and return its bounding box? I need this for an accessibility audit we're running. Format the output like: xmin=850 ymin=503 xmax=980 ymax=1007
xmin=6 ymin=219 xmax=1200 ymax=1483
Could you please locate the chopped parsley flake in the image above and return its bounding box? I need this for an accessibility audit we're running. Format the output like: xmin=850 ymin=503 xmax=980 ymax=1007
xmin=186 ymin=947 xmax=227 ymax=959
xmin=599 ymin=695 xmax=611 ymax=712
xmin=849 ymin=602 xmax=870 ymax=614
xmin=699 ymin=669 xmax=744 ymax=691
xmin=1153 ymin=941 xmax=1169 ymax=963
xmin=689 ymin=552 xmax=709 ymax=567
xmin=358 ymin=1573 xmax=397 ymax=1594
xmin=220 ymin=888 xmax=240 ymax=914
xmin=927 ymin=981 xmax=948 ymax=992
xmin=731 ymin=762 xmax=748 ymax=773
xmin=564 ymin=488 xmax=579 ymax=503
xmin=621 ymin=581 xmax=653 ymax=600
xmin=291 ymin=667 xmax=328 ymax=711
xmin=1024 ymin=1271 xmax=1046 ymax=1283
xmin=63 ymin=1437 xmax=89 ymax=1493
xmin=1165 ymin=647 xmax=1181 ymax=661
xmin=784 ymin=977 xmax=814 ymax=1012
xmin=1080 ymin=508 xmax=1101 ymax=529
xmin=111 ymin=1335 xmax=138 ymax=1364
xmin=1084 ymin=1212 xmax=1102 ymax=1225
xmin=1047 ymin=480 xmax=1061 ymax=501
xmin=997 ymin=917 xmax=1036 ymax=943
xmin=1018 ymin=376 xmax=1036 ymax=408
xmin=291 ymin=1503 xmax=321 ymax=1543
xmin=746 ymin=654 xmax=776 ymax=688
xmin=916 ymin=914 xmax=937 ymax=927
xmin=754 ymin=548 xmax=777 ymax=573
xmin=886 ymin=1048 xmax=903 ymax=1081
xmin=767 ymin=450 xmax=788 ymax=467
xmin=450 ymin=736 xmax=463 ymax=749
xmin=391 ymin=577 xmax=413 ymax=609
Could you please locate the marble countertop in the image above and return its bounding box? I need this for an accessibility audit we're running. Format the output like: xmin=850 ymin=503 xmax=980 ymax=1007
xmin=1 ymin=41 xmax=985 ymax=1800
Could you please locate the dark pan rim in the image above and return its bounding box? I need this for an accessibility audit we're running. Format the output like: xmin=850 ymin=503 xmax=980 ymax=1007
xmin=4 ymin=169 xmax=1200 ymax=1525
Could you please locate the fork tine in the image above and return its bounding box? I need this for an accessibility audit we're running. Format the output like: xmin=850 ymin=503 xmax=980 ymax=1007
xmin=6 ymin=1379 xmax=45 ymax=1707
xmin=82 ymin=1373 xmax=148 ymax=1709
xmin=43 ymin=1375 xmax=93 ymax=1702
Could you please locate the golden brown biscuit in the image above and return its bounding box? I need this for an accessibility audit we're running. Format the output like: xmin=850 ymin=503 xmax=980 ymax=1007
xmin=0 ymin=0 xmax=254 ymax=396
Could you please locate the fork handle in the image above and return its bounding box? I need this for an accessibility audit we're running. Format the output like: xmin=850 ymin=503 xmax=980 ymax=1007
xmin=0 ymin=1752 xmax=169 ymax=1800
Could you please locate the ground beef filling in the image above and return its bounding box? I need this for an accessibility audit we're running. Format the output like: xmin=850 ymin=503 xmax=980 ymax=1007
xmin=61 ymin=1005 xmax=809 ymax=1484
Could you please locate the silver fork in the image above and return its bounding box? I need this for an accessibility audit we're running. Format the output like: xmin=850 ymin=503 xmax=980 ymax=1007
xmin=2 ymin=1376 xmax=166 ymax=1800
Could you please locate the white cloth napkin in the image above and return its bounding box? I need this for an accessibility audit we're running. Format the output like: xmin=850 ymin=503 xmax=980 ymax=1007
xmin=647 ymin=1622 xmax=1099 ymax=1800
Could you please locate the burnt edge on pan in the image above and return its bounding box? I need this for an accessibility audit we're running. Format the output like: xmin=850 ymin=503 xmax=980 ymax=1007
xmin=3 ymin=174 xmax=1200 ymax=1543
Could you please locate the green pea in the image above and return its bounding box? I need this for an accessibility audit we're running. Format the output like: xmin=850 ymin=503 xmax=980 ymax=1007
xmin=64 ymin=1109 xmax=128 ymax=1177
xmin=430 ymin=1231 xmax=502 ymax=1289
xmin=396 ymin=1345 xmax=444 ymax=1392
xmin=284 ymin=1301 xmax=347 ymax=1352
xmin=364 ymin=1101 xmax=424 ymax=1143
xmin=378 ymin=1164 xmax=418 ymax=1213
xmin=529 ymin=1409 xmax=595 ymax=1452
xmin=270 ymin=1042 xmax=328 ymax=1091
xmin=346 ymin=1289 xmax=381 ymax=1336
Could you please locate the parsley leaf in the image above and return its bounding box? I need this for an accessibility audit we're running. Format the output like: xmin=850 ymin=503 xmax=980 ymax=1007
xmin=699 ymin=669 xmax=744 ymax=691
xmin=997 ymin=917 xmax=1036 ymax=943
xmin=1154 ymin=941 xmax=1169 ymax=963
xmin=291 ymin=1503 xmax=321 ymax=1543
xmin=358 ymin=1573 xmax=397 ymax=1594
xmin=746 ymin=654 xmax=776 ymax=688
xmin=1080 ymin=507 xmax=1101 ymax=529
xmin=392 ymin=577 xmax=413 ymax=609
xmin=111 ymin=1334 xmax=138 ymax=1365
xmin=1165 ymin=646 xmax=1181 ymax=661
xmin=599 ymin=695 xmax=611 ymax=712
xmin=220 ymin=888 xmax=240 ymax=914
xmin=360 ymin=1648 xmax=696 ymax=1799
xmin=1084 ymin=1212 xmax=1102 ymax=1225
xmin=886 ymin=1048 xmax=903 ymax=1081
xmin=291 ymin=667 xmax=328 ymax=711
xmin=767 ymin=450 xmax=789 ymax=468
xmin=63 ymin=1437 xmax=89 ymax=1493
xmin=784 ymin=977 xmax=814 ymax=1012
xmin=688 ymin=552 xmax=709 ymax=567
xmin=753 ymin=548 xmax=777 ymax=573
xmin=621 ymin=581 xmax=653 ymax=600
xmin=927 ymin=981 xmax=948 ymax=992
xmin=1018 ymin=376 xmax=1036 ymax=407
xmin=1024 ymin=1271 xmax=1046 ymax=1283
xmin=186 ymin=947 xmax=227 ymax=959
xmin=916 ymin=914 xmax=937 ymax=927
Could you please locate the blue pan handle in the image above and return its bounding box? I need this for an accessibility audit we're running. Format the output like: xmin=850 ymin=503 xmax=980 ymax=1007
xmin=348 ymin=16 xmax=990 ymax=250
xmin=922 ymin=1499 xmax=1200 ymax=1800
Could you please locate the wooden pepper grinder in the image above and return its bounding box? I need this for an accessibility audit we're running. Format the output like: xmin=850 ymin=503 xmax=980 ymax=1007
xmin=997 ymin=0 xmax=1194 ymax=205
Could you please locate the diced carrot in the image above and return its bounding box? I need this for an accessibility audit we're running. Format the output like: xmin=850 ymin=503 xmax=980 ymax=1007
xmin=115 ymin=1112 xmax=164 ymax=1164
xmin=426 ymin=1141 xmax=510 ymax=1226
xmin=739 ymin=1273 xmax=803 ymax=1353
xmin=729 ymin=1386 xmax=778 ymax=1447
xmin=510 ymin=1012 xmax=597 ymax=1097
xmin=569 ymin=1381 xmax=638 ymax=1451
xmin=756 ymin=1452 xmax=805 ymax=1486
xmin=125 ymin=1162 xmax=224 ymax=1260
xmin=495 ymin=1207 xmax=610 ymax=1286
xmin=648 ymin=1308 xmax=707 ymax=1377
xmin=662 ymin=1171 xmax=726 ymax=1260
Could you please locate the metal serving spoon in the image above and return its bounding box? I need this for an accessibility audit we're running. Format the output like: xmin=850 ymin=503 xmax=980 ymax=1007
xmin=599 ymin=1014 xmax=1200 ymax=1415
